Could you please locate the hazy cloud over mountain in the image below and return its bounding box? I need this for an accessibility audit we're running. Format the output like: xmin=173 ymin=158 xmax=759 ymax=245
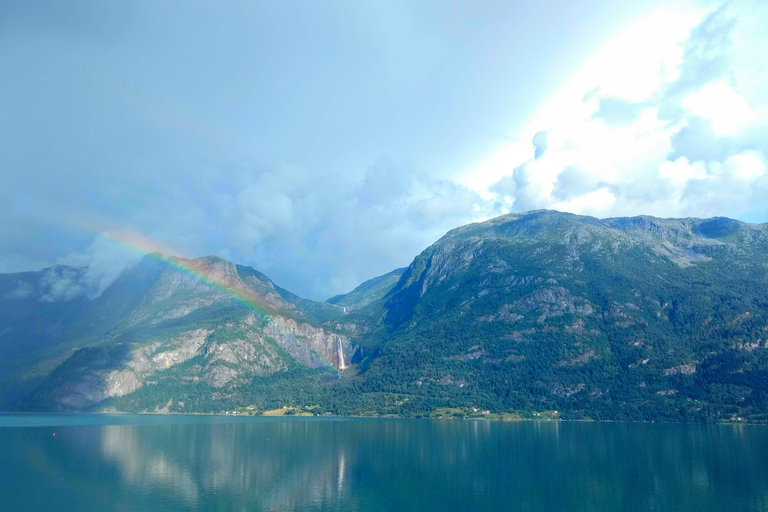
xmin=1 ymin=0 xmax=766 ymax=299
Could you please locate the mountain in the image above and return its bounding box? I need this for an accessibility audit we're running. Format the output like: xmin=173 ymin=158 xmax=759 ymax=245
xmin=3 ymin=210 xmax=768 ymax=422
xmin=358 ymin=211 xmax=768 ymax=421
xmin=326 ymin=268 xmax=406 ymax=310
xmin=0 ymin=266 xmax=91 ymax=403
xmin=0 ymin=255 xmax=352 ymax=410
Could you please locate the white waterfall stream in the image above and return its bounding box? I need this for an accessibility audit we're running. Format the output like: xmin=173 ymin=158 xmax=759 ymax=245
xmin=337 ymin=339 xmax=346 ymax=370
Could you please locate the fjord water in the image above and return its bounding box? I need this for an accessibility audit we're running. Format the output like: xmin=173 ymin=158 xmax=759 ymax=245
xmin=1 ymin=416 xmax=766 ymax=511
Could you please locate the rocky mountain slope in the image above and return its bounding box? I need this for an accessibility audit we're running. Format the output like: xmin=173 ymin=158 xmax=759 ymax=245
xmin=3 ymin=210 xmax=768 ymax=421
xmin=1 ymin=255 xmax=353 ymax=410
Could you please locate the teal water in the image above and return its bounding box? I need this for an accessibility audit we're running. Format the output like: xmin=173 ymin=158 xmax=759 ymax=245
xmin=0 ymin=415 xmax=766 ymax=511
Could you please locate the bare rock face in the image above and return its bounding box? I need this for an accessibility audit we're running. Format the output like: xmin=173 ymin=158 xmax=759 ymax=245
xmin=203 ymin=366 xmax=239 ymax=388
xmin=515 ymin=287 xmax=595 ymax=321
xmin=477 ymin=304 xmax=523 ymax=323
xmin=35 ymin=300 xmax=356 ymax=409
xmin=139 ymin=329 xmax=212 ymax=373
xmin=104 ymin=370 xmax=142 ymax=398
xmin=48 ymin=328 xmax=214 ymax=409
xmin=119 ymin=256 xmax=312 ymax=332
xmin=264 ymin=316 xmax=354 ymax=369
xmin=20 ymin=250 xmax=367 ymax=410
xmin=664 ymin=363 xmax=697 ymax=376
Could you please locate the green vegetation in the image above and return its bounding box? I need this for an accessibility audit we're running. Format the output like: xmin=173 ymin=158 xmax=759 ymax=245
xmin=6 ymin=211 xmax=768 ymax=423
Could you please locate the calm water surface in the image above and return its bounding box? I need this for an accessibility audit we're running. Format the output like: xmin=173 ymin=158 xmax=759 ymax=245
xmin=0 ymin=415 xmax=766 ymax=511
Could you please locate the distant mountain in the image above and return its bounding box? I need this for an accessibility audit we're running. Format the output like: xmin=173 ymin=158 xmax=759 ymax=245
xmin=0 ymin=266 xmax=91 ymax=403
xmin=326 ymin=268 xmax=406 ymax=310
xmin=3 ymin=210 xmax=768 ymax=422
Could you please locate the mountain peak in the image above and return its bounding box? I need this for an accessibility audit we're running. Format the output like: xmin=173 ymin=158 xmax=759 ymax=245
xmin=439 ymin=210 xmax=767 ymax=247
xmin=4 ymin=209 xmax=768 ymax=421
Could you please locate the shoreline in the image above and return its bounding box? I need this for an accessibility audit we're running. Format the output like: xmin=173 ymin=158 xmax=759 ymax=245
xmin=0 ymin=410 xmax=764 ymax=426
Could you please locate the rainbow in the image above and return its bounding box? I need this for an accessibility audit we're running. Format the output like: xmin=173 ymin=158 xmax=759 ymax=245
xmin=98 ymin=229 xmax=275 ymax=317
xmin=72 ymin=226 xmax=342 ymax=369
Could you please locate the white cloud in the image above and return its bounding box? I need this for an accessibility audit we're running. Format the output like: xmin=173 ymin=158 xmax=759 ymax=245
xmin=193 ymin=158 xmax=495 ymax=298
xmin=5 ymin=1 xmax=767 ymax=303
xmin=39 ymin=267 xmax=86 ymax=302
xmin=659 ymin=157 xmax=708 ymax=185
xmin=682 ymin=82 xmax=754 ymax=135
xmin=718 ymin=150 xmax=766 ymax=181
xmin=465 ymin=1 xmax=768 ymax=223
xmin=555 ymin=188 xmax=616 ymax=217
xmin=56 ymin=233 xmax=142 ymax=299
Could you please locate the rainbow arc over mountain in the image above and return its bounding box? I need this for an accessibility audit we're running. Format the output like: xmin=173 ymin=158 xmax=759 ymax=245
xmin=102 ymin=230 xmax=273 ymax=315
xmin=79 ymin=228 xmax=343 ymax=370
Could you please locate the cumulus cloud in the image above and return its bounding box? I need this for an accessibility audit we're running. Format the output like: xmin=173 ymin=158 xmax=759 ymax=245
xmin=532 ymin=131 xmax=548 ymax=160
xmin=31 ymin=153 xmax=491 ymax=301
xmin=230 ymin=170 xmax=309 ymax=250
xmin=55 ymin=234 xmax=142 ymax=299
xmin=3 ymin=0 xmax=768 ymax=302
xmin=39 ymin=267 xmax=86 ymax=302
xmin=480 ymin=2 xmax=768 ymax=222
xmin=551 ymin=167 xmax=605 ymax=201
xmin=215 ymin=158 xmax=493 ymax=298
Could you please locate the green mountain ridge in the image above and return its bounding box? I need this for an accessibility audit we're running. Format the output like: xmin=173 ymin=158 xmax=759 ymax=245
xmin=3 ymin=210 xmax=768 ymax=422
xmin=327 ymin=268 xmax=406 ymax=310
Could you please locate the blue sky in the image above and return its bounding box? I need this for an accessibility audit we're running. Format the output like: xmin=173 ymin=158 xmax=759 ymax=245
xmin=2 ymin=0 xmax=767 ymax=299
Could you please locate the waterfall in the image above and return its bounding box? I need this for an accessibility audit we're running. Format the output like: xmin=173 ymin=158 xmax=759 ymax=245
xmin=337 ymin=338 xmax=346 ymax=370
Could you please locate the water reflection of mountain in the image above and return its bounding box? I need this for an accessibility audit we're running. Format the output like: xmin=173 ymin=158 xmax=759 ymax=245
xmin=98 ymin=420 xmax=768 ymax=511
xmin=101 ymin=420 xmax=360 ymax=510
xmin=3 ymin=419 xmax=768 ymax=511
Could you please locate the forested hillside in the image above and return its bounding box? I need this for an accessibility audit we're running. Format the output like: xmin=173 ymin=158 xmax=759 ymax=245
xmin=3 ymin=211 xmax=768 ymax=422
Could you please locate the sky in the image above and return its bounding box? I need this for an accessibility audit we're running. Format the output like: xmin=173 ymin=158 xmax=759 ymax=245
xmin=1 ymin=0 xmax=767 ymax=300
